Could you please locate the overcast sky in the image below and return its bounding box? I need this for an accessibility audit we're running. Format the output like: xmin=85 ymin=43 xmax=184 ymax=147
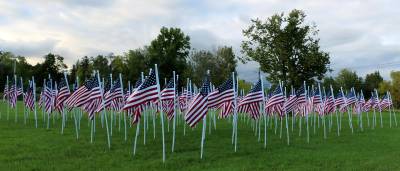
xmin=1 ymin=0 xmax=400 ymax=82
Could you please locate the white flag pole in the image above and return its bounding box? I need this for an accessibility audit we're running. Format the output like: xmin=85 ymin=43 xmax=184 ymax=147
xmin=154 ymin=64 xmax=166 ymax=162
xmin=97 ymin=71 xmax=111 ymax=148
xmin=133 ymin=72 xmax=144 ymax=156
xmin=388 ymin=91 xmax=397 ymax=127
xmin=6 ymin=76 xmax=9 ymax=121
xmin=200 ymin=70 xmax=210 ymax=159
xmin=283 ymin=85 xmax=290 ymax=145
xmin=318 ymin=82 xmax=326 ymax=139
xmin=119 ymin=73 xmax=127 ymax=141
xmin=14 ymin=75 xmax=17 ymax=123
xmin=260 ymin=74 xmax=267 ymax=149
xmin=341 ymin=87 xmax=353 ymax=133
xmin=32 ymin=76 xmax=38 ymax=128
xmin=374 ymin=89 xmax=383 ymax=128
xmin=172 ymin=71 xmax=177 ymax=152
xmin=61 ymin=72 xmax=70 ymax=134
xmin=305 ymin=82 xmax=310 ymax=143
xmin=109 ymin=74 xmax=113 ymax=136
xmin=233 ymin=72 xmax=239 ymax=152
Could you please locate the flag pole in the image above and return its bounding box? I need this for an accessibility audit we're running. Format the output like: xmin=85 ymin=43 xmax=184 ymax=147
xmin=6 ymin=75 xmax=9 ymax=121
xmin=133 ymin=72 xmax=144 ymax=156
xmin=172 ymin=71 xmax=177 ymax=152
xmin=341 ymin=87 xmax=353 ymax=133
xmin=305 ymin=82 xmax=309 ymax=143
xmin=260 ymin=73 xmax=267 ymax=149
xmin=98 ymin=71 xmax=111 ymax=148
xmin=283 ymin=85 xmax=290 ymax=145
xmin=200 ymin=70 xmax=210 ymax=159
xmin=232 ymin=72 xmax=239 ymax=152
xmin=32 ymin=76 xmax=38 ymax=128
xmin=388 ymin=91 xmax=397 ymax=127
xmin=14 ymin=75 xmax=18 ymax=123
xmin=318 ymin=82 xmax=326 ymax=139
xmin=119 ymin=73 xmax=127 ymax=141
xmin=154 ymin=64 xmax=166 ymax=162
xmin=374 ymin=89 xmax=383 ymax=128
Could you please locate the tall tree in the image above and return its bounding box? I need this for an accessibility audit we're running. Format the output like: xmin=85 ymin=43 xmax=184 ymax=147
xmin=147 ymin=27 xmax=190 ymax=85
xmin=91 ymin=55 xmax=110 ymax=79
xmin=364 ymin=71 xmax=383 ymax=98
xmin=124 ymin=49 xmax=147 ymax=83
xmin=241 ymin=9 xmax=330 ymax=88
xmin=335 ymin=69 xmax=363 ymax=92
xmin=33 ymin=53 xmax=67 ymax=87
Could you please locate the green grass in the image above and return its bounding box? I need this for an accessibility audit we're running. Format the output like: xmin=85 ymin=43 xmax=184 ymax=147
xmin=0 ymin=101 xmax=399 ymax=170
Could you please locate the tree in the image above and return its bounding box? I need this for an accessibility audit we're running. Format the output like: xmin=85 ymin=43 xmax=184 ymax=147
xmin=76 ymin=56 xmax=92 ymax=82
xmin=335 ymin=69 xmax=363 ymax=92
xmin=33 ymin=53 xmax=67 ymax=87
xmin=124 ymin=49 xmax=147 ymax=83
xmin=322 ymin=76 xmax=339 ymax=93
xmin=91 ymin=55 xmax=110 ymax=79
xmin=186 ymin=47 xmax=237 ymax=86
xmin=241 ymin=9 xmax=330 ymax=88
xmin=378 ymin=71 xmax=400 ymax=107
xmin=364 ymin=71 xmax=383 ymax=98
xmin=147 ymin=27 xmax=190 ymax=85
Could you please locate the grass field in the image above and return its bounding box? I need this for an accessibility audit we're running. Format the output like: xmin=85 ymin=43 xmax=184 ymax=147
xmin=0 ymin=101 xmax=399 ymax=170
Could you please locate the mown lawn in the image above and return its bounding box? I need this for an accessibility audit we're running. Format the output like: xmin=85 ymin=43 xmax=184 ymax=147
xmin=0 ymin=101 xmax=399 ymax=170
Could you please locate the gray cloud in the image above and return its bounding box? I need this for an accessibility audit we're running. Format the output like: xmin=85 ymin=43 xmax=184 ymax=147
xmin=1 ymin=0 xmax=400 ymax=82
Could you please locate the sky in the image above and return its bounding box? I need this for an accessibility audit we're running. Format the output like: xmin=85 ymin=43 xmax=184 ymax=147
xmin=1 ymin=0 xmax=400 ymax=82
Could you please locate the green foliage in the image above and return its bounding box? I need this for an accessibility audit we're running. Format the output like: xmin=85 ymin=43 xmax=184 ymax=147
xmin=364 ymin=71 xmax=383 ymax=98
xmin=335 ymin=68 xmax=363 ymax=92
xmin=147 ymin=27 xmax=190 ymax=84
xmin=187 ymin=46 xmax=237 ymax=86
xmin=378 ymin=71 xmax=400 ymax=107
xmin=241 ymin=9 xmax=330 ymax=88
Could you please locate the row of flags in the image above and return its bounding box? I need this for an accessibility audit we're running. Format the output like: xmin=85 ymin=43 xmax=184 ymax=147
xmin=2 ymin=70 xmax=395 ymax=129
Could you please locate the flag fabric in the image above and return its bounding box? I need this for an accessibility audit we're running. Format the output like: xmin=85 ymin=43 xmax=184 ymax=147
xmin=160 ymin=78 xmax=176 ymax=120
xmin=208 ymin=78 xmax=235 ymax=109
xmin=3 ymin=82 xmax=8 ymax=100
xmin=178 ymin=89 xmax=192 ymax=112
xmin=185 ymin=75 xmax=210 ymax=127
xmin=265 ymin=86 xmax=285 ymax=116
xmin=24 ymin=81 xmax=35 ymax=111
xmin=43 ymin=81 xmax=54 ymax=114
xmin=55 ymin=78 xmax=70 ymax=112
xmin=65 ymin=77 xmax=102 ymax=119
xmin=237 ymin=80 xmax=263 ymax=119
xmin=324 ymin=92 xmax=335 ymax=114
xmin=379 ymin=94 xmax=392 ymax=110
xmin=123 ymin=70 xmax=159 ymax=124
xmin=284 ymin=94 xmax=297 ymax=113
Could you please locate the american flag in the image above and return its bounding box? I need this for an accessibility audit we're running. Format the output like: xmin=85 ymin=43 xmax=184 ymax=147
xmin=284 ymin=93 xmax=297 ymax=113
xmin=208 ymin=78 xmax=235 ymax=109
xmin=9 ymin=82 xmax=17 ymax=108
xmin=178 ymin=88 xmax=192 ymax=112
xmin=237 ymin=80 xmax=263 ymax=119
xmin=3 ymin=82 xmax=8 ymax=100
xmin=371 ymin=92 xmax=381 ymax=110
xmin=97 ymin=80 xmax=124 ymax=112
xmin=310 ymin=88 xmax=322 ymax=105
xmin=123 ymin=70 xmax=158 ymax=123
xmin=334 ymin=92 xmax=346 ymax=107
xmin=238 ymin=80 xmax=263 ymax=106
xmin=185 ymin=75 xmax=210 ymax=127
xmin=294 ymin=86 xmax=307 ymax=116
xmin=379 ymin=94 xmax=392 ymax=110
xmin=265 ymin=86 xmax=285 ymax=110
xmin=346 ymin=90 xmax=357 ymax=106
xmin=55 ymin=78 xmax=70 ymax=112
xmin=43 ymin=80 xmax=54 ymax=114
xmin=160 ymin=78 xmax=176 ymax=120
xmin=23 ymin=81 xmax=35 ymax=111
xmin=323 ymin=92 xmax=335 ymax=114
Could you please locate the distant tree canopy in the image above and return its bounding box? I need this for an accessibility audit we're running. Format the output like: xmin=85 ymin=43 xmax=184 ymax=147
xmin=241 ymin=9 xmax=330 ymax=88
